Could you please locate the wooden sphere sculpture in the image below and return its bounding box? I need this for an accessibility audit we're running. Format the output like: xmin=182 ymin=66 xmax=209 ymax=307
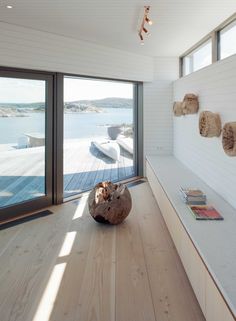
xmin=182 ymin=94 xmax=199 ymax=115
xmin=199 ymin=111 xmax=221 ymax=137
xmin=88 ymin=181 xmax=132 ymax=225
xmin=222 ymin=122 xmax=236 ymax=157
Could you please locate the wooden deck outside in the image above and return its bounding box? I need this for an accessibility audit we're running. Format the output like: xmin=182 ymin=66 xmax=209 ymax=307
xmin=0 ymin=138 xmax=134 ymax=208
xmin=63 ymin=139 xmax=134 ymax=198
xmin=0 ymin=182 xmax=205 ymax=321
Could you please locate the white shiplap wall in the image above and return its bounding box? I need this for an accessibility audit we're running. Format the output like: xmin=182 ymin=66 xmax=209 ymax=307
xmin=143 ymin=57 xmax=179 ymax=156
xmin=0 ymin=22 xmax=180 ymax=176
xmin=0 ymin=22 xmax=153 ymax=81
xmin=173 ymin=54 xmax=236 ymax=209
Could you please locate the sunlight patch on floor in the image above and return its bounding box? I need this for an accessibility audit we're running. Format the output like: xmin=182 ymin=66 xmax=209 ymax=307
xmin=33 ymin=263 xmax=66 ymax=321
xmin=58 ymin=231 xmax=77 ymax=258
xmin=73 ymin=194 xmax=88 ymax=219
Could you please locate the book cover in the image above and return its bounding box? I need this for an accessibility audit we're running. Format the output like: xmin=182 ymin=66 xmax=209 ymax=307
xmin=188 ymin=205 xmax=223 ymax=220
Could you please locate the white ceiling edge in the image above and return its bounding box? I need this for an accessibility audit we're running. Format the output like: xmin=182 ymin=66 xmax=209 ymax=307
xmin=0 ymin=21 xmax=154 ymax=82
xmin=0 ymin=1 xmax=235 ymax=57
xmin=0 ymin=20 xmax=154 ymax=59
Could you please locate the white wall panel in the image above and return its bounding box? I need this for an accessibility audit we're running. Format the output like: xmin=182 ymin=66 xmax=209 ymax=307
xmin=0 ymin=22 xmax=153 ymax=81
xmin=173 ymin=54 xmax=236 ymax=209
xmin=143 ymin=57 xmax=179 ymax=156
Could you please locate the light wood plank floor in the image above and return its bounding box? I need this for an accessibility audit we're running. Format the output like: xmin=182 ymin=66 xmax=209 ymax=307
xmin=0 ymin=182 xmax=205 ymax=321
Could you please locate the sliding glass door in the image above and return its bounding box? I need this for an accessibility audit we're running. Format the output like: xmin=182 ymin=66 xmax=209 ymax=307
xmin=0 ymin=70 xmax=53 ymax=221
xmin=63 ymin=76 xmax=136 ymax=198
xmin=0 ymin=68 xmax=142 ymax=220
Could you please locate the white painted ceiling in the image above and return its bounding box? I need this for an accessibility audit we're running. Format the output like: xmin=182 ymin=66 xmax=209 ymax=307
xmin=0 ymin=0 xmax=236 ymax=57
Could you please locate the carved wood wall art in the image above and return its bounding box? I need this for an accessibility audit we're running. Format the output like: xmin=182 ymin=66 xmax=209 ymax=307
xmin=88 ymin=181 xmax=132 ymax=225
xmin=222 ymin=122 xmax=236 ymax=157
xmin=173 ymin=102 xmax=184 ymax=116
xmin=173 ymin=93 xmax=199 ymax=117
xmin=199 ymin=111 xmax=222 ymax=137
xmin=182 ymin=94 xmax=199 ymax=115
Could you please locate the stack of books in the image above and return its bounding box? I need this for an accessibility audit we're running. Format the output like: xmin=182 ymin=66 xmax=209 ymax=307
xmin=180 ymin=187 xmax=206 ymax=205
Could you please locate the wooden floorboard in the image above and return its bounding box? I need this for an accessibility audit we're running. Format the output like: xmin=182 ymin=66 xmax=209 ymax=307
xmin=132 ymin=183 xmax=205 ymax=321
xmin=115 ymin=209 xmax=156 ymax=321
xmin=0 ymin=224 xmax=24 ymax=258
xmin=0 ymin=203 xmax=74 ymax=321
xmin=0 ymin=182 xmax=205 ymax=321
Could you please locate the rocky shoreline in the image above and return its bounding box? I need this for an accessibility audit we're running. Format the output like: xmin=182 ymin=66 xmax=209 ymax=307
xmin=64 ymin=104 xmax=103 ymax=113
xmin=0 ymin=105 xmax=103 ymax=117
xmin=0 ymin=108 xmax=28 ymax=118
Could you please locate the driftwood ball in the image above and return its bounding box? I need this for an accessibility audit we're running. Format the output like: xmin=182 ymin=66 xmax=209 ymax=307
xmin=173 ymin=102 xmax=183 ymax=117
xmin=182 ymin=94 xmax=199 ymax=115
xmin=199 ymin=111 xmax=221 ymax=137
xmin=88 ymin=181 xmax=132 ymax=225
xmin=222 ymin=122 xmax=236 ymax=157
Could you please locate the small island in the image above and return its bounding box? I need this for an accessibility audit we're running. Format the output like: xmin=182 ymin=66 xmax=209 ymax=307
xmin=64 ymin=102 xmax=103 ymax=113
xmin=0 ymin=107 xmax=28 ymax=118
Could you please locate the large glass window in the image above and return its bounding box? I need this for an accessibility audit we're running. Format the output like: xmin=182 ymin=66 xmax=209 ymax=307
xmin=63 ymin=76 xmax=136 ymax=198
xmin=0 ymin=74 xmax=53 ymax=212
xmin=0 ymin=69 xmax=141 ymax=222
xmin=219 ymin=20 xmax=236 ymax=60
xmin=181 ymin=15 xmax=236 ymax=77
xmin=183 ymin=39 xmax=212 ymax=76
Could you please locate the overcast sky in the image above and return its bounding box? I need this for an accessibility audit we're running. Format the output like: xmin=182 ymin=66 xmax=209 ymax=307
xmin=0 ymin=77 xmax=133 ymax=103
xmin=64 ymin=77 xmax=133 ymax=102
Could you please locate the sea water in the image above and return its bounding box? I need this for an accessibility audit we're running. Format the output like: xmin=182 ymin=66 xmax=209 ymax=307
xmin=0 ymin=108 xmax=132 ymax=145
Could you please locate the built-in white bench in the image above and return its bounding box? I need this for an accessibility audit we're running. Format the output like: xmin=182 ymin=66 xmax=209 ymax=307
xmin=146 ymin=155 xmax=236 ymax=321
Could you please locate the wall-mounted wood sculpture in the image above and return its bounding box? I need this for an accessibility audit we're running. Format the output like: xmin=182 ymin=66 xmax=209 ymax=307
xmin=199 ymin=111 xmax=221 ymax=137
xmin=182 ymin=94 xmax=199 ymax=115
xmin=173 ymin=102 xmax=183 ymax=116
xmin=222 ymin=122 xmax=236 ymax=156
xmin=173 ymin=93 xmax=199 ymax=116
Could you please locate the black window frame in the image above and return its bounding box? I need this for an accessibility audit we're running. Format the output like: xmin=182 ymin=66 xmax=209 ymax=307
xmin=0 ymin=67 xmax=54 ymax=222
xmin=56 ymin=73 xmax=143 ymax=202
xmin=218 ymin=19 xmax=236 ymax=61
xmin=181 ymin=37 xmax=212 ymax=76
xmin=180 ymin=13 xmax=236 ymax=77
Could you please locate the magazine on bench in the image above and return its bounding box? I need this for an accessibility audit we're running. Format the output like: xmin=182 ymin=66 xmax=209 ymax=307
xmin=188 ymin=205 xmax=223 ymax=220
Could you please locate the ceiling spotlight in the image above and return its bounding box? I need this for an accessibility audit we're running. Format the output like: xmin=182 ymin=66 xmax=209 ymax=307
xmin=138 ymin=6 xmax=153 ymax=44
xmin=6 ymin=5 xmax=13 ymax=9
xmin=145 ymin=17 xmax=153 ymax=25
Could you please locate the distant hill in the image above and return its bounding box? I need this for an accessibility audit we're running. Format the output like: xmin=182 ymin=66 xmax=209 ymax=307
xmin=0 ymin=98 xmax=132 ymax=110
xmin=0 ymin=102 xmax=45 ymax=109
xmin=0 ymin=98 xmax=132 ymax=117
xmin=70 ymin=98 xmax=133 ymax=109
